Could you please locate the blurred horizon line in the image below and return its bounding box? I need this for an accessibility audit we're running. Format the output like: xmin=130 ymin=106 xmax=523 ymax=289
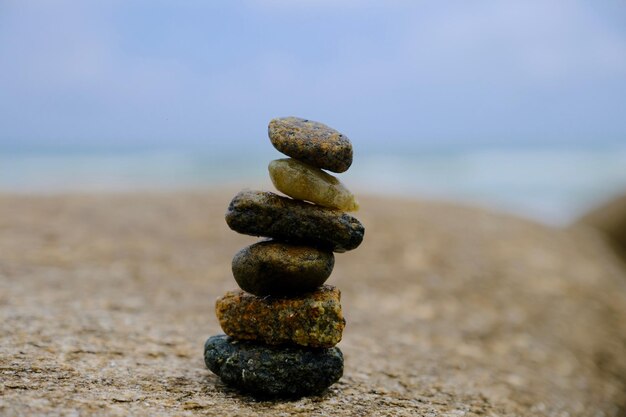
xmin=2 ymin=137 xmax=626 ymax=155
xmin=2 ymin=142 xmax=626 ymax=225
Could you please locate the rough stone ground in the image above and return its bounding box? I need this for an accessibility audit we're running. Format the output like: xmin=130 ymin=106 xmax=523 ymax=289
xmin=1 ymin=191 xmax=626 ymax=416
xmin=579 ymin=193 xmax=626 ymax=264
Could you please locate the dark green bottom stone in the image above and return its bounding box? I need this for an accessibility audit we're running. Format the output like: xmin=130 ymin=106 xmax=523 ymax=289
xmin=204 ymin=334 xmax=343 ymax=398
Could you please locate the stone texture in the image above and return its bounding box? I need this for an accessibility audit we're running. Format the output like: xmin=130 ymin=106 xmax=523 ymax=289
xmin=269 ymin=158 xmax=359 ymax=212
xmin=3 ymin=192 xmax=626 ymax=416
xmin=232 ymin=241 xmax=334 ymax=296
xmin=216 ymin=285 xmax=345 ymax=348
xmin=225 ymin=190 xmax=364 ymax=253
xmin=204 ymin=334 xmax=343 ymax=398
xmin=268 ymin=117 xmax=353 ymax=173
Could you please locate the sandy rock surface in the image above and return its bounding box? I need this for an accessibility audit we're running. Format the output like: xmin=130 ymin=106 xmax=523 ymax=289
xmin=1 ymin=192 xmax=626 ymax=416
xmin=578 ymin=193 xmax=626 ymax=264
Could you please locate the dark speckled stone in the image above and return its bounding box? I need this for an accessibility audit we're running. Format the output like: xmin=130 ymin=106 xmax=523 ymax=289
xmin=204 ymin=334 xmax=343 ymax=398
xmin=268 ymin=117 xmax=353 ymax=173
xmin=225 ymin=190 xmax=364 ymax=253
xmin=232 ymin=241 xmax=334 ymax=296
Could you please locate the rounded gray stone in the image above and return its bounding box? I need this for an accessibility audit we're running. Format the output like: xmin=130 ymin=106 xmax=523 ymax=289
xmin=232 ymin=241 xmax=334 ymax=296
xmin=204 ymin=334 xmax=344 ymax=398
xmin=268 ymin=117 xmax=353 ymax=173
xmin=225 ymin=190 xmax=364 ymax=253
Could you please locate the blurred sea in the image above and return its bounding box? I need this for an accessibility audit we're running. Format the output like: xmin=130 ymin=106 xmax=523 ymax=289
xmin=2 ymin=142 xmax=626 ymax=225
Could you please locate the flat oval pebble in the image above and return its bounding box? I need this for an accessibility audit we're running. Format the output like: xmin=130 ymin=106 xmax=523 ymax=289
xmin=232 ymin=241 xmax=334 ymax=296
xmin=225 ymin=190 xmax=364 ymax=252
xmin=269 ymin=158 xmax=359 ymax=211
xmin=268 ymin=117 xmax=353 ymax=173
xmin=216 ymin=285 xmax=345 ymax=348
xmin=204 ymin=334 xmax=343 ymax=398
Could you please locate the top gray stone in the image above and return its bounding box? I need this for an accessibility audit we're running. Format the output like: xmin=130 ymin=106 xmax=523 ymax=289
xmin=268 ymin=117 xmax=353 ymax=173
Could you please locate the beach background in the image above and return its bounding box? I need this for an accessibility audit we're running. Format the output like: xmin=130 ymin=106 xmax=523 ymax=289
xmin=2 ymin=142 xmax=626 ymax=225
xmin=2 ymin=1 xmax=626 ymax=225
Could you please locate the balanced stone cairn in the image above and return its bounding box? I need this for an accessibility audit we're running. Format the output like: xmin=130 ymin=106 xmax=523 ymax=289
xmin=204 ymin=117 xmax=365 ymax=398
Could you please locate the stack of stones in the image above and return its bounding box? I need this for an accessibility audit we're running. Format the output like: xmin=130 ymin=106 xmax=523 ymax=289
xmin=204 ymin=117 xmax=365 ymax=398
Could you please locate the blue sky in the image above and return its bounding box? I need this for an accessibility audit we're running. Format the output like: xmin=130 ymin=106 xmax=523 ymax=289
xmin=1 ymin=0 xmax=625 ymax=150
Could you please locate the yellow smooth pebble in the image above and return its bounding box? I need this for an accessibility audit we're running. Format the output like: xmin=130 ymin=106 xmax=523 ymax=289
xmin=268 ymin=158 xmax=359 ymax=212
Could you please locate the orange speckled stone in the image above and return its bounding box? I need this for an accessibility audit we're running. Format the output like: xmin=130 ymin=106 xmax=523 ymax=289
xmin=268 ymin=117 xmax=353 ymax=173
xmin=216 ymin=285 xmax=345 ymax=348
